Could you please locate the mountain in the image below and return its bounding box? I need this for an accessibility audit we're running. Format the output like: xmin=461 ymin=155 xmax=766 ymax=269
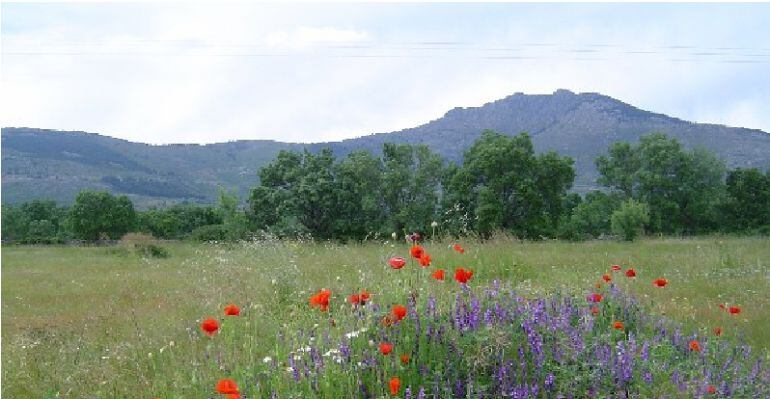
xmin=3 ymin=89 xmax=770 ymax=208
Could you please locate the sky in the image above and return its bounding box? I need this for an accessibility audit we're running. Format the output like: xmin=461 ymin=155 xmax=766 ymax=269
xmin=2 ymin=2 xmax=769 ymax=144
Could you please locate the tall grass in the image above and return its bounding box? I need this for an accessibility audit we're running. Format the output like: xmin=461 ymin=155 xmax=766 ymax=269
xmin=2 ymin=236 xmax=768 ymax=397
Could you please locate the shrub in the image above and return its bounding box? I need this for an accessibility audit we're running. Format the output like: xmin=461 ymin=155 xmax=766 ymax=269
xmin=190 ymin=224 xmax=229 ymax=242
xmin=118 ymin=233 xmax=169 ymax=258
xmin=611 ymin=199 xmax=650 ymax=241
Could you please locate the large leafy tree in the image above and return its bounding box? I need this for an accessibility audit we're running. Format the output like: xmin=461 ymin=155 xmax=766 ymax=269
xmin=446 ymin=130 xmax=575 ymax=238
xmin=596 ymin=133 xmax=726 ymax=234
xmin=68 ymin=190 xmax=136 ymax=240
xmin=723 ymin=168 xmax=770 ymax=231
xmin=334 ymin=151 xmax=387 ymax=238
xmin=1 ymin=200 xmax=68 ymax=243
xmin=381 ymin=143 xmax=445 ymax=234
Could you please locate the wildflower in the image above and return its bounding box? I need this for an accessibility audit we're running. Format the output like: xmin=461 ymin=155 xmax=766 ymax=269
xmin=391 ymin=232 xmax=398 ymax=240
xmin=611 ymin=264 xmax=621 ymax=271
xmin=590 ymin=306 xmax=599 ymax=316
xmin=410 ymin=245 xmax=424 ymax=259
xmin=707 ymin=385 xmax=716 ymax=394
xmin=453 ymin=244 xmax=465 ymax=254
xmin=587 ymin=293 xmax=603 ymax=303
xmin=409 ymin=233 xmax=421 ymax=242
xmin=689 ymin=340 xmax=701 ymax=352
xmin=215 ymin=379 xmax=239 ymax=395
xmin=389 ymin=377 xmax=401 ymax=395
xmin=392 ymin=304 xmax=407 ymax=322
xmin=201 ymin=318 xmax=220 ymax=336
xmin=653 ymin=278 xmax=668 ymax=287
xmin=602 ymin=274 xmax=612 ymax=283
xmin=595 ymin=282 xmax=602 ymax=289
xmin=625 ymin=268 xmax=637 ymax=278
xmin=389 ymin=256 xmax=406 ymax=269
xmin=431 ymin=221 xmax=438 ymax=228
xmin=432 ymin=269 xmax=445 ymax=281
xmin=400 ymin=354 xmax=410 ymax=364
xmin=613 ymin=321 xmax=624 ymax=330
xmin=728 ymin=306 xmax=741 ymax=315
xmin=379 ymin=342 xmax=393 ymax=355
xmin=309 ymin=289 xmax=332 ymax=312
xmin=718 ymin=303 xmax=726 ymax=310
xmin=224 ymin=304 xmax=240 ymax=316
xmin=714 ymin=327 xmax=722 ymax=336
xmin=348 ymin=290 xmax=370 ymax=306
xmin=418 ymin=253 xmax=432 ymax=267
xmin=454 ymin=268 xmax=473 ymax=284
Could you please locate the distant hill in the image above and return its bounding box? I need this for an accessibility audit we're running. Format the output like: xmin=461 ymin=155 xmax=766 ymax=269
xmin=3 ymin=89 xmax=770 ymax=208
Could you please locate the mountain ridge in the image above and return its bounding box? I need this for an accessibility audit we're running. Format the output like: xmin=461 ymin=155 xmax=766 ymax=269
xmin=4 ymin=90 xmax=770 ymax=208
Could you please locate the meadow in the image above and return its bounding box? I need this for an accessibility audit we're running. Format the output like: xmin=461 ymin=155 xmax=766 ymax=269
xmin=2 ymin=236 xmax=769 ymax=398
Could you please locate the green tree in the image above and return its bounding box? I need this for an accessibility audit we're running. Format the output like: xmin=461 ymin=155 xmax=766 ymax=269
xmin=611 ymin=199 xmax=650 ymax=241
xmin=475 ymin=186 xmax=503 ymax=238
xmin=68 ymin=190 xmax=136 ymax=240
xmin=217 ymin=188 xmax=248 ymax=240
xmin=334 ymin=151 xmax=387 ymax=238
xmin=723 ymin=168 xmax=770 ymax=231
xmin=446 ymin=130 xmax=575 ymax=238
xmin=381 ymin=143 xmax=444 ymax=235
xmin=560 ymin=191 xmax=622 ymax=240
xmin=596 ymin=133 xmax=726 ymax=234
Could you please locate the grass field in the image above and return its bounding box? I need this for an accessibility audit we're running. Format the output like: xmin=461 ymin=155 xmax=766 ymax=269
xmin=2 ymin=236 xmax=769 ymax=397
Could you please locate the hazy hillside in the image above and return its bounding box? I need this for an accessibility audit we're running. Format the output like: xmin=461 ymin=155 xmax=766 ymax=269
xmin=4 ymin=90 xmax=770 ymax=208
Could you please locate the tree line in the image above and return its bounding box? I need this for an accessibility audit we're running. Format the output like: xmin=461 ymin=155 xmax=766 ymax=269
xmin=2 ymin=131 xmax=769 ymax=244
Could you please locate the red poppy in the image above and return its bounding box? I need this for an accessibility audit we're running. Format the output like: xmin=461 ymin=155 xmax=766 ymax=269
xmin=728 ymin=306 xmax=741 ymax=315
xmin=602 ymin=274 xmax=612 ymax=283
xmin=587 ymin=293 xmax=603 ymax=303
xmin=590 ymin=306 xmax=599 ymax=316
xmin=309 ymin=289 xmax=332 ymax=312
xmin=707 ymin=385 xmax=716 ymax=394
xmin=349 ymin=294 xmax=361 ymax=305
xmin=400 ymin=353 xmax=410 ymax=364
xmin=410 ymin=245 xmax=424 ymax=259
xmin=360 ymin=290 xmax=370 ymax=304
xmin=389 ymin=256 xmax=406 ymax=269
xmin=611 ymin=264 xmax=621 ymax=271
xmin=625 ymin=268 xmax=636 ymax=278
xmin=718 ymin=303 xmax=726 ymax=310
xmin=714 ymin=327 xmax=722 ymax=336
xmin=215 ymin=379 xmax=240 ymax=395
xmin=689 ymin=340 xmax=701 ymax=352
xmin=379 ymin=342 xmax=393 ymax=355
xmin=432 ymin=269 xmax=445 ymax=281
xmin=652 ymin=278 xmax=668 ymax=287
xmin=389 ymin=377 xmax=401 ymax=395
xmin=418 ymin=253 xmax=432 ymax=267
xmin=201 ymin=318 xmax=220 ymax=336
xmin=224 ymin=304 xmax=240 ymax=316
xmin=613 ymin=321 xmax=624 ymax=330
xmin=453 ymin=244 xmax=465 ymax=254
xmin=454 ymin=268 xmax=473 ymax=284
xmin=392 ymin=304 xmax=407 ymax=322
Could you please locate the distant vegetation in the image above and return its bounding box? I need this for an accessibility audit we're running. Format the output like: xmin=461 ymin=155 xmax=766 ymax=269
xmin=2 ymin=131 xmax=769 ymax=243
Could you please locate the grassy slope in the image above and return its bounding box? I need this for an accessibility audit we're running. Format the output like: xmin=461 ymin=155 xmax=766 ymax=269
xmin=2 ymin=237 xmax=768 ymax=397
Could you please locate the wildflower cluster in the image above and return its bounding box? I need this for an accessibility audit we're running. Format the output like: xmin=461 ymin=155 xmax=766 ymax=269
xmin=189 ymin=242 xmax=768 ymax=398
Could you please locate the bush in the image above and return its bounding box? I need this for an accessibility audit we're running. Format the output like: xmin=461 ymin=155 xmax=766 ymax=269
xmin=611 ymin=199 xmax=650 ymax=241
xmin=119 ymin=233 xmax=169 ymax=258
xmin=190 ymin=224 xmax=229 ymax=242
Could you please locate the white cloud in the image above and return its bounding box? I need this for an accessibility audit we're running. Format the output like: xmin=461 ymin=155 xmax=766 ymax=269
xmin=265 ymin=27 xmax=369 ymax=48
